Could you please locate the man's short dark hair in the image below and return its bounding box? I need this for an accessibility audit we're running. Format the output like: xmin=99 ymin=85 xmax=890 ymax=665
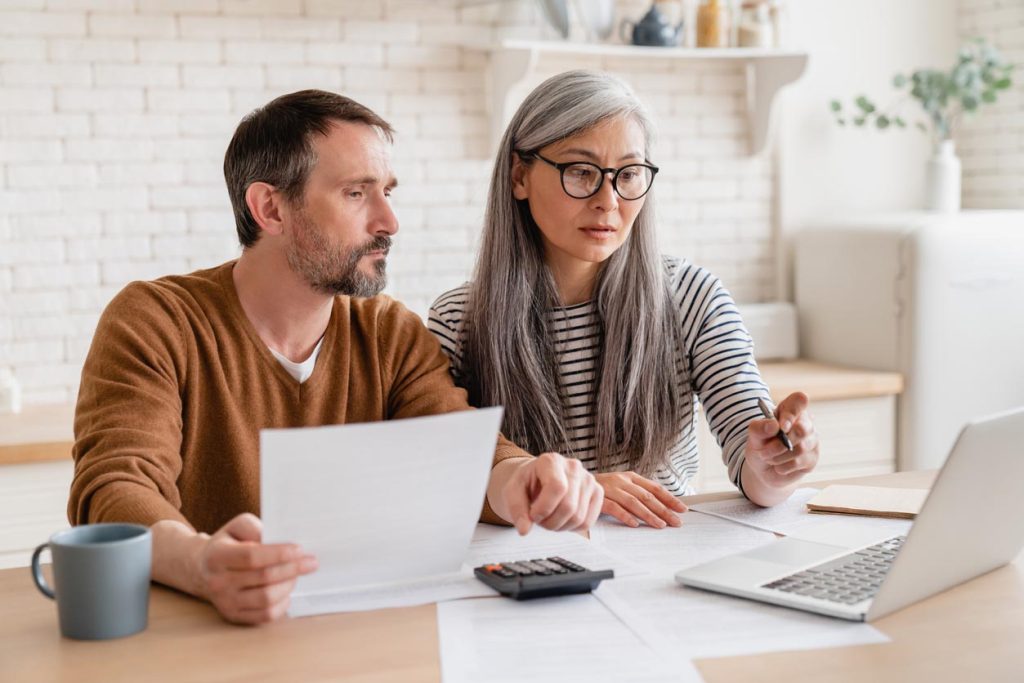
xmin=224 ymin=89 xmax=395 ymax=248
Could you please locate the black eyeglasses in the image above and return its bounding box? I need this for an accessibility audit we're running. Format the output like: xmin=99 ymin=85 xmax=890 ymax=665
xmin=520 ymin=151 xmax=659 ymax=201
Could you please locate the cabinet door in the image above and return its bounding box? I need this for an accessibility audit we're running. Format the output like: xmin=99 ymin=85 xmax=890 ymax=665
xmin=695 ymin=396 xmax=897 ymax=493
xmin=0 ymin=461 xmax=73 ymax=569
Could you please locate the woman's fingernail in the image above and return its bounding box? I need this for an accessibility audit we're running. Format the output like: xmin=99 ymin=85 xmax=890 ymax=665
xmin=782 ymin=421 xmax=792 ymax=432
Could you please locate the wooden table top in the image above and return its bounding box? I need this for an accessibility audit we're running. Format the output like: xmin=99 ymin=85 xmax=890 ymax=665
xmin=2 ymin=471 xmax=1020 ymax=683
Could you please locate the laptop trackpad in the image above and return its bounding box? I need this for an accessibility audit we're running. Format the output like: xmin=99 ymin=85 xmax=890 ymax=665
xmin=743 ymin=538 xmax=848 ymax=567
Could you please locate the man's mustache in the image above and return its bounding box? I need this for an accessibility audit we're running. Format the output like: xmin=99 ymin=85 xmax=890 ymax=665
xmin=353 ymin=236 xmax=393 ymax=258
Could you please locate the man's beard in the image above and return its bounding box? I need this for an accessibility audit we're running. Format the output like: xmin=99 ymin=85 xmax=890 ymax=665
xmin=286 ymin=211 xmax=392 ymax=297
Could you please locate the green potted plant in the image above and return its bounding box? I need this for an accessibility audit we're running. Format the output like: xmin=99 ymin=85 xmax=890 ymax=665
xmin=829 ymin=38 xmax=1016 ymax=212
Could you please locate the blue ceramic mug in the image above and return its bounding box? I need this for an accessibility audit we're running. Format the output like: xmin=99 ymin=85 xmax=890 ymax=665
xmin=32 ymin=523 xmax=152 ymax=640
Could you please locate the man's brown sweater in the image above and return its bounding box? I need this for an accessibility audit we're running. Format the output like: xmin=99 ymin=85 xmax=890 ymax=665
xmin=69 ymin=261 xmax=523 ymax=532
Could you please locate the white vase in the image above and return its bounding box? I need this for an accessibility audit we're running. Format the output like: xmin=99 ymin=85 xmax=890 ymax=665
xmin=0 ymin=369 xmax=21 ymax=414
xmin=924 ymin=139 xmax=961 ymax=212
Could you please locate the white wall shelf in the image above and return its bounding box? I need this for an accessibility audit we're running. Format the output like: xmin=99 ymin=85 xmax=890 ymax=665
xmin=486 ymin=39 xmax=808 ymax=155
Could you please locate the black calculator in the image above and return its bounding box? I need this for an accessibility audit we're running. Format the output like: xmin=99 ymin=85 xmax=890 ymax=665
xmin=473 ymin=557 xmax=614 ymax=600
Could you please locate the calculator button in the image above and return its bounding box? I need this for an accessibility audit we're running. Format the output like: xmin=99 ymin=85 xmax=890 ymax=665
xmin=501 ymin=562 xmax=535 ymax=576
xmin=534 ymin=559 xmax=569 ymax=574
xmin=519 ymin=561 xmax=552 ymax=575
xmin=548 ymin=557 xmax=586 ymax=572
xmin=482 ymin=564 xmax=518 ymax=579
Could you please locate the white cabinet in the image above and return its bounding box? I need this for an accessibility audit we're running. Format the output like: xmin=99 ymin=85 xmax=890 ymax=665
xmin=0 ymin=404 xmax=75 ymax=568
xmin=795 ymin=211 xmax=1024 ymax=470
xmin=0 ymin=461 xmax=73 ymax=569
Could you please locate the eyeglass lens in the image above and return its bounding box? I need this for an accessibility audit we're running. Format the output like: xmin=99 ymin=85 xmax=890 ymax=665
xmin=561 ymin=163 xmax=653 ymax=200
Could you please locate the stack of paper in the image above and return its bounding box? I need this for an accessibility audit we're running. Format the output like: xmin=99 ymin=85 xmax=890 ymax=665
xmin=438 ymin=512 xmax=891 ymax=683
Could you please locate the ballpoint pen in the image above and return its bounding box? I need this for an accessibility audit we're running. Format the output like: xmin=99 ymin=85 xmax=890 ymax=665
xmin=757 ymin=397 xmax=793 ymax=451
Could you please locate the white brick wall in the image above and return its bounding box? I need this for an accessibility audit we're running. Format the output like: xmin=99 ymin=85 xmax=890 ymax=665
xmin=1 ymin=0 xmax=778 ymax=405
xmin=957 ymin=0 xmax=1024 ymax=208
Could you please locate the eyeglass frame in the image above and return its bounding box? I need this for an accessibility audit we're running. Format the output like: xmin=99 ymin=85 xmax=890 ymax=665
xmin=517 ymin=151 xmax=660 ymax=201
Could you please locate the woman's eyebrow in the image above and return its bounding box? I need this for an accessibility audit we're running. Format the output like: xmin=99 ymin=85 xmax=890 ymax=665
xmin=558 ymin=147 xmax=645 ymax=163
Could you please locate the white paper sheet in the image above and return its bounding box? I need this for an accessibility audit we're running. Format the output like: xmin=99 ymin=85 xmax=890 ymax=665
xmin=289 ymin=566 xmax=496 ymax=616
xmin=690 ymin=488 xmax=913 ymax=547
xmin=260 ymin=408 xmax=503 ymax=615
xmin=437 ymin=593 xmax=703 ymax=683
xmin=439 ymin=513 xmax=887 ymax=681
xmin=585 ymin=511 xmax=888 ymax=660
xmin=588 ymin=511 xmax=777 ymax=571
xmin=467 ymin=523 xmax=647 ymax=578
xmin=595 ymin=573 xmax=890 ymax=661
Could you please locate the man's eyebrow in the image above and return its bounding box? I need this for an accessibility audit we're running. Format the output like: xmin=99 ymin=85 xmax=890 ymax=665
xmin=558 ymin=148 xmax=645 ymax=163
xmin=339 ymin=175 xmax=399 ymax=188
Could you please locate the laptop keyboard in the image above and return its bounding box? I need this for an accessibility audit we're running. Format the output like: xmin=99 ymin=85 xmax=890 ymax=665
xmin=761 ymin=535 xmax=907 ymax=606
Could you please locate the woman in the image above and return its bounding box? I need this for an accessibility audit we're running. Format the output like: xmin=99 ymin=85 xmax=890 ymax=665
xmin=429 ymin=70 xmax=820 ymax=529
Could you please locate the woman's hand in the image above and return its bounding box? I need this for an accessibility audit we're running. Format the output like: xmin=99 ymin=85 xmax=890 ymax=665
xmin=595 ymin=471 xmax=687 ymax=528
xmin=742 ymin=392 xmax=820 ymax=505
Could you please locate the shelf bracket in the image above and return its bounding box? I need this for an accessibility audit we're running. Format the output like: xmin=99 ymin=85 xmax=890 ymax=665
xmin=746 ymin=53 xmax=808 ymax=155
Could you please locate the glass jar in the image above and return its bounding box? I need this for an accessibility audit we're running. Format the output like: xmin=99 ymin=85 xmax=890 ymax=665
xmin=737 ymin=0 xmax=774 ymax=48
xmin=696 ymin=0 xmax=731 ymax=48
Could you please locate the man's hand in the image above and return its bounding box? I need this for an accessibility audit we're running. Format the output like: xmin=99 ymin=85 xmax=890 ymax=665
xmin=196 ymin=513 xmax=319 ymax=624
xmin=595 ymin=472 xmax=687 ymax=529
xmin=743 ymin=392 xmax=820 ymax=502
xmin=498 ymin=453 xmax=604 ymax=535
xmin=151 ymin=513 xmax=318 ymax=626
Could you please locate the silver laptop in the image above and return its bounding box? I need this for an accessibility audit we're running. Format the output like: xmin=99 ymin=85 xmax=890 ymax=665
xmin=675 ymin=406 xmax=1024 ymax=621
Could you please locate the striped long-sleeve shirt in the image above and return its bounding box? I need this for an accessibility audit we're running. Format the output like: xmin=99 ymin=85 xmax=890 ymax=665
xmin=427 ymin=257 xmax=770 ymax=496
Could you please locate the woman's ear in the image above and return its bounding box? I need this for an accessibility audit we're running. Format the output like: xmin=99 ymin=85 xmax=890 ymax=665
xmin=244 ymin=182 xmax=286 ymax=237
xmin=511 ymin=156 xmax=530 ymax=200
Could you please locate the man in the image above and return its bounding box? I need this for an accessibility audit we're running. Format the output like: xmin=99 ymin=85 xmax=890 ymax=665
xmin=68 ymin=90 xmax=604 ymax=625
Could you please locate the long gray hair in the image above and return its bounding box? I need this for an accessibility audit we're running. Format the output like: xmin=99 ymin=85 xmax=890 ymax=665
xmin=460 ymin=70 xmax=684 ymax=476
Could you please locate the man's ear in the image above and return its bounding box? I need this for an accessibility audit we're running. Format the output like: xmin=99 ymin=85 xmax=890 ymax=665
xmin=511 ymin=156 xmax=530 ymax=201
xmin=244 ymin=182 xmax=287 ymax=237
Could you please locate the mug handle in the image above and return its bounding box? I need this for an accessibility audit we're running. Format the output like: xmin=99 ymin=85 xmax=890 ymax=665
xmin=31 ymin=543 xmax=56 ymax=599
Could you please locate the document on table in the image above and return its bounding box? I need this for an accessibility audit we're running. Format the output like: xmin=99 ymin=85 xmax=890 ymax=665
xmin=437 ymin=592 xmax=703 ymax=683
xmin=587 ymin=512 xmax=888 ymax=660
xmin=260 ymin=408 xmax=503 ymax=617
xmin=596 ymin=573 xmax=889 ymax=662
xmin=690 ymin=488 xmax=913 ymax=547
xmin=588 ymin=511 xmax=776 ymax=571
